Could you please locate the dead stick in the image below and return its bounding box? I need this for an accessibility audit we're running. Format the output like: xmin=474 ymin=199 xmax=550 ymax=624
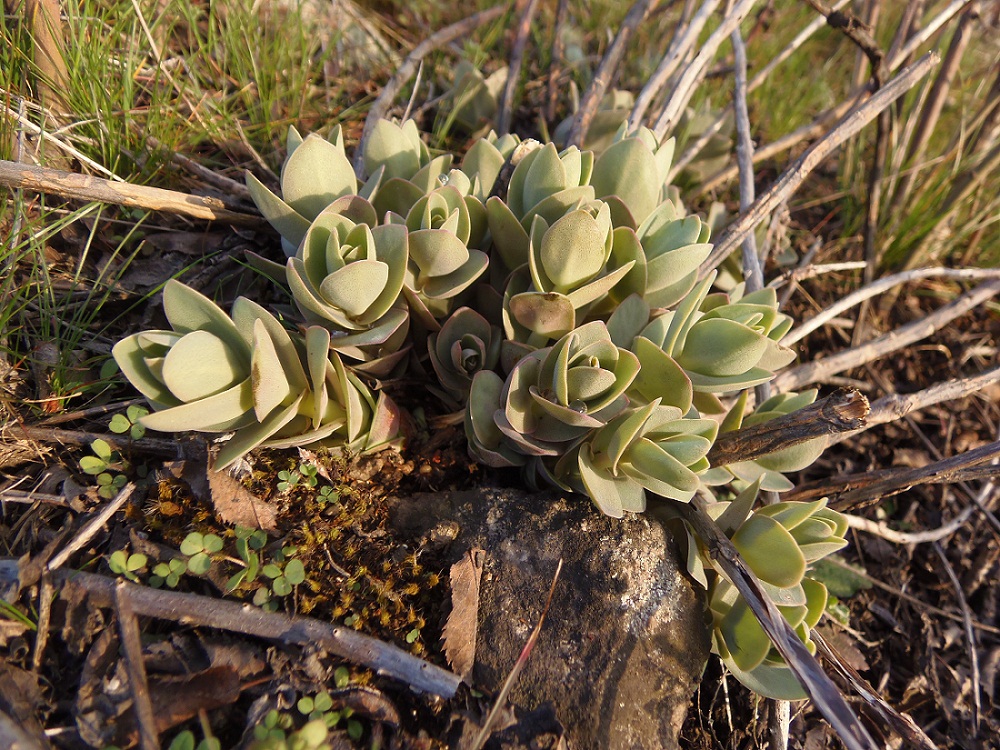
xmin=774 ymin=278 xmax=1000 ymax=391
xmin=668 ymin=497 xmax=880 ymax=750
xmin=497 ymin=0 xmax=541 ymax=136
xmin=0 ymin=561 xmax=462 ymax=698
xmin=353 ymin=6 xmax=506 ymax=178
xmin=708 ymin=388 xmax=870 ymax=467
xmin=566 ymin=0 xmax=659 ymax=147
xmin=0 ymin=159 xmax=264 ymax=226
xmin=782 ymin=266 xmax=1000 ymax=346
xmin=789 ymin=439 xmax=1000 ymax=507
xmin=628 ymin=0 xmax=722 ymax=131
xmin=116 ymin=583 xmax=160 ymax=750
xmin=698 ymin=53 xmax=938 ymax=276
xmin=825 ymin=365 xmax=1000 ymax=447
xmin=544 ymin=0 xmax=571 ymax=123
xmin=10 ymin=425 xmax=181 ymax=455
xmin=652 ymin=0 xmax=757 ymax=140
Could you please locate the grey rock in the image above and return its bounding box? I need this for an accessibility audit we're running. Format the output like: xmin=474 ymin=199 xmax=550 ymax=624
xmin=391 ymin=487 xmax=710 ymax=749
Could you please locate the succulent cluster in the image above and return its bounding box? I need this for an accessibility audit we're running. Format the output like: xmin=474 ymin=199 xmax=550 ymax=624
xmin=114 ymin=117 xmax=845 ymax=698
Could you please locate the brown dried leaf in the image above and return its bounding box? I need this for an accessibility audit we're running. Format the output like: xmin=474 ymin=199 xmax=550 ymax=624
xmin=442 ymin=548 xmax=484 ymax=681
xmin=0 ymin=663 xmax=49 ymax=746
xmin=208 ymin=469 xmax=278 ymax=531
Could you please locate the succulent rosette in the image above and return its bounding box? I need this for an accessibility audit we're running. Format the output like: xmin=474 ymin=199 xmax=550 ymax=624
xmin=245 ymin=126 xmax=368 ymax=255
xmin=112 ymin=281 xmax=401 ymax=468
xmin=591 ymin=125 xmax=676 ymax=229
xmin=428 ymin=307 xmax=501 ymax=401
xmin=633 ymin=200 xmax=713 ymax=309
xmin=485 ymin=321 xmax=640 ymax=460
xmin=502 ymin=203 xmax=639 ymax=353
xmin=485 ymin=142 xmax=595 ymax=272
xmin=635 ymin=274 xmax=795 ymax=393
xmin=570 ymin=398 xmax=718 ymax=517
xmin=285 ymin=203 xmax=410 ymax=376
xmin=449 ymin=61 xmax=508 ymax=132
xmin=398 ymin=185 xmax=489 ymax=321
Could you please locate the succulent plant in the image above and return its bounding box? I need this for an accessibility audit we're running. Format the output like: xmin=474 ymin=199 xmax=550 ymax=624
xmin=485 ymin=141 xmax=595 ymax=272
xmin=246 ymin=126 xmax=369 ymax=255
xmin=428 ymin=307 xmax=501 ymax=402
xmin=112 ymin=280 xmax=400 ymax=468
xmin=448 ymin=61 xmax=508 ymax=132
xmin=467 ymin=321 xmax=639 ymax=464
xmin=591 ymin=125 xmax=675 ymax=229
xmin=635 ymin=274 xmax=795 ymax=393
xmin=502 ymin=203 xmax=636 ymax=342
xmin=572 ymin=398 xmax=718 ymax=517
xmin=633 ymin=200 xmax=713 ymax=309
xmin=286 ymin=203 xmax=410 ymax=376
xmin=460 ymin=131 xmax=522 ymax=201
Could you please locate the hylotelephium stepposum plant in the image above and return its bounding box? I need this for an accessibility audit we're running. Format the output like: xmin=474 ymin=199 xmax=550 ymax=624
xmin=112 ymin=117 xmax=844 ymax=700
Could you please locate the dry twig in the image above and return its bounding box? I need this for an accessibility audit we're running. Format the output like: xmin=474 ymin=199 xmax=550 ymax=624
xmin=773 ymin=278 xmax=1000 ymax=391
xmin=497 ymin=0 xmax=541 ymax=136
xmin=565 ymin=0 xmax=660 ymax=147
xmin=698 ymin=53 xmax=938 ymax=276
xmin=116 ymin=582 xmax=159 ymax=750
xmin=708 ymin=388 xmax=869 ymax=467
xmin=0 ymin=560 xmax=462 ymax=698
xmin=0 ymin=159 xmax=264 ymax=226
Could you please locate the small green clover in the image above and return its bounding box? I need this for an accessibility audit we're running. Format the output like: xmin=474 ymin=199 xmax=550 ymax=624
xmin=276 ymin=469 xmax=300 ymax=493
xmin=263 ymin=557 xmax=305 ymax=597
xmin=317 ymin=485 xmax=340 ymax=506
xmin=108 ymin=550 xmax=147 ymax=583
xmin=80 ymin=439 xmax=130 ymax=498
xmin=109 ymin=405 xmax=149 ymax=440
xmin=150 ymin=558 xmax=187 ymax=588
xmin=180 ymin=532 xmax=224 ymax=575
xmin=167 ymin=729 xmax=220 ymax=750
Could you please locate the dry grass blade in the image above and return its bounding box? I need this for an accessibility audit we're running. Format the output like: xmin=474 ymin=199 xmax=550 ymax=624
xmin=469 ymin=559 xmax=563 ymax=750
xmin=0 ymin=159 xmax=264 ymax=226
xmin=699 ymin=52 xmax=939 ymax=277
xmin=352 ymin=5 xmax=506 ymax=177
xmin=115 ymin=582 xmax=159 ymax=750
xmin=671 ymin=498 xmax=881 ymax=750
xmin=0 ymin=560 xmax=462 ymax=698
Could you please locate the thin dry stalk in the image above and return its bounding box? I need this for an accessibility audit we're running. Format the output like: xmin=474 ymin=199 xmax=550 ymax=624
xmin=773 ymin=278 xmax=1000 ymax=391
xmin=842 ymin=507 xmax=975 ymax=544
xmin=932 ymin=540 xmax=982 ymax=732
xmin=731 ymin=29 xmax=763 ymax=295
xmin=565 ymin=0 xmax=660 ymax=147
xmin=47 ymin=482 xmax=137 ymax=572
xmin=670 ymin=0 xmax=852 ymax=179
xmin=698 ymin=53 xmax=938 ymax=276
xmin=0 ymin=559 xmax=463 ymax=698
xmin=812 ymin=632 xmax=941 ymax=750
xmin=23 ymin=0 xmax=70 ymax=123
xmin=469 ymin=559 xmax=563 ymax=750
xmin=353 ymin=6 xmax=506 ymax=177
xmin=0 ymin=159 xmax=265 ymax=226
xmin=653 ymin=0 xmax=757 ymax=140
xmin=671 ymin=497 xmax=880 ymax=750
xmin=627 ymin=0 xmax=723 ymax=130
xmin=887 ymin=3 xmax=979 ymax=214
xmin=782 ymin=266 xmax=1000 ymax=346
xmin=886 ymin=0 xmax=972 ymax=71
xmin=497 ymin=0 xmax=541 ymax=136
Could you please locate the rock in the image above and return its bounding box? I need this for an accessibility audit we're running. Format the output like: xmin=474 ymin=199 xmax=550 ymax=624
xmin=390 ymin=487 xmax=710 ymax=750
